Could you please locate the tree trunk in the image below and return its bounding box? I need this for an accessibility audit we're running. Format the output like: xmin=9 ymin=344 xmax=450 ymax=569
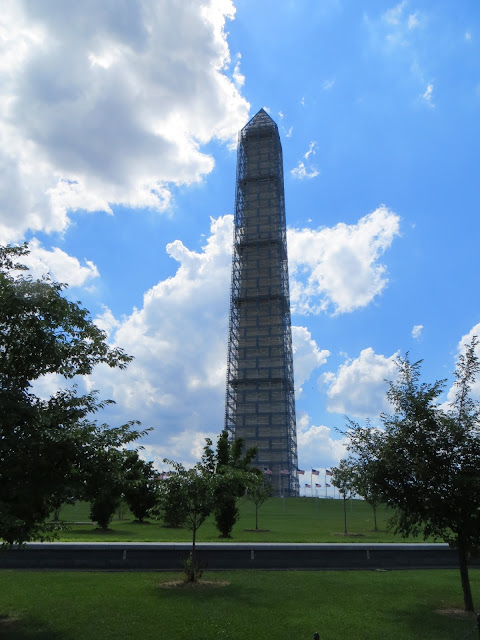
xmin=255 ymin=504 xmax=258 ymax=530
xmin=373 ymin=504 xmax=377 ymax=532
xmin=343 ymin=495 xmax=347 ymax=534
xmin=458 ymin=537 xmax=474 ymax=612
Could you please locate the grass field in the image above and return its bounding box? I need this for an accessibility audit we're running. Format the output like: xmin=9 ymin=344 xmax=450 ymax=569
xmin=53 ymin=497 xmax=433 ymax=543
xmin=1 ymin=569 xmax=479 ymax=639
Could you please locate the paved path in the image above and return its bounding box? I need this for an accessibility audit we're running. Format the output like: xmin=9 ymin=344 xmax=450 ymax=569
xmin=2 ymin=542 xmax=479 ymax=571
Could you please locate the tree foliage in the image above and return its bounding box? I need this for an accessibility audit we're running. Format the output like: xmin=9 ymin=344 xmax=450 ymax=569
xmin=331 ymin=459 xmax=356 ymax=534
xmin=342 ymin=340 xmax=480 ymax=611
xmin=158 ymin=459 xmax=216 ymax=582
xmin=0 ymin=244 xmax=144 ymax=545
xmin=246 ymin=476 xmax=273 ymax=530
xmin=200 ymin=429 xmax=259 ymax=538
xmin=122 ymin=451 xmax=159 ymax=522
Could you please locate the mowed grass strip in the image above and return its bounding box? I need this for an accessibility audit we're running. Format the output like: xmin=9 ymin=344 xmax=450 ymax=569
xmin=1 ymin=569 xmax=478 ymax=639
xmin=54 ymin=497 xmax=432 ymax=543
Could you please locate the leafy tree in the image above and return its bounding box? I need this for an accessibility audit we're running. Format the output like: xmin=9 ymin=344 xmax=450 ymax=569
xmin=343 ymin=341 xmax=480 ymax=612
xmin=200 ymin=429 xmax=258 ymax=538
xmin=246 ymin=476 xmax=273 ymax=530
xmin=339 ymin=420 xmax=382 ymax=531
xmin=0 ymin=243 xmax=143 ymax=545
xmin=123 ymin=451 xmax=159 ymax=522
xmin=156 ymin=473 xmax=189 ymax=528
xmin=160 ymin=459 xmax=216 ymax=582
xmin=331 ymin=460 xmax=356 ymax=534
xmin=83 ymin=428 xmax=141 ymax=530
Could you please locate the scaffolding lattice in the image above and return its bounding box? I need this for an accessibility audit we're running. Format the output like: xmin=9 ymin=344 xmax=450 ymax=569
xmin=225 ymin=109 xmax=299 ymax=497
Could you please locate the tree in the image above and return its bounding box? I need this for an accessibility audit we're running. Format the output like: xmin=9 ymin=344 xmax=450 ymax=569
xmin=200 ymin=429 xmax=258 ymax=538
xmin=123 ymin=451 xmax=159 ymax=522
xmin=331 ymin=460 xmax=356 ymax=534
xmin=343 ymin=341 xmax=480 ymax=612
xmin=246 ymin=476 xmax=273 ymax=530
xmin=156 ymin=473 xmax=189 ymax=528
xmin=0 ymin=243 xmax=144 ymax=545
xmin=159 ymin=460 xmax=216 ymax=582
xmin=339 ymin=419 xmax=382 ymax=532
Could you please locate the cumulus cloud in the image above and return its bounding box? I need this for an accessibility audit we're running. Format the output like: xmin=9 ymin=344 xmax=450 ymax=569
xmin=291 ymin=162 xmax=319 ymax=180
xmin=288 ymin=206 xmax=400 ymax=315
xmin=382 ymin=1 xmax=407 ymax=26
xmin=445 ymin=323 xmax=480 ymax=406
xmin=323 ymin=347 xmax=399 ymax=417
xmin=412 ymin=324 xmax=423 ymax=339
xmin=73 ymin=214 xmax=339 ymax=467
xmin=291 ymin=141 xmax=319 ymax=179
xmin=22 ymin=238 xmax=99 ymax=287
xmin=296 ymin=412 xmax=348 ymax=471
xmin=0 ymin=0 xmax=249 ymax=242
xmin=292 ymin=326 xmax=330 ymax=393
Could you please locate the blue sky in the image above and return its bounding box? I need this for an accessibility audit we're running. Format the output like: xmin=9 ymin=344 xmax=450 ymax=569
xmin=2 ymin=1 xmax=479 ymax=491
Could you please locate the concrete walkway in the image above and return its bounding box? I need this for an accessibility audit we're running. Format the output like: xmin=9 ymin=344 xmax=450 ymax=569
xmin=2 ymin=542 xmax=479 ymax=571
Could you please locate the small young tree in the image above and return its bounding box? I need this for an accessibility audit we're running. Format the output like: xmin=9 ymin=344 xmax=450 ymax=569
xmin=246 ymin=476 xmax=273 ymax=530
xmin=200 ymin=430 xmax=258 ymax=538
xmin=331 ymin=460 xmax=356 ymax=534
xmin=160 ymin=460 xmax=216 ymax=582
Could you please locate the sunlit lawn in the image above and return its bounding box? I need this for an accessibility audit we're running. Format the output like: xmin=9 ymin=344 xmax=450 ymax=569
xmin=1 ymin=569 xmax=478 ymax=639
xmin=54 ymin=497 xmax=432 ymax=543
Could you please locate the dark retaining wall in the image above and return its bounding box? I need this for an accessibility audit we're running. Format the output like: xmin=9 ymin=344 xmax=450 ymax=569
xmin=1 ymin=542 xmax=479 ymax=571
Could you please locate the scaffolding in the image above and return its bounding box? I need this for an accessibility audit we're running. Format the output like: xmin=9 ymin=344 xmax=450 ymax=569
xmin=225 ymin=109 xmax=299 ymax=497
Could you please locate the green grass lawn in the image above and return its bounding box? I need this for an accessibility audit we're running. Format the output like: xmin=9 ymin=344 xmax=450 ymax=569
xmin=53 ymin=497 xmax=432 ymax=543
xmin=1 ymin=569 xmax=478 ymax=639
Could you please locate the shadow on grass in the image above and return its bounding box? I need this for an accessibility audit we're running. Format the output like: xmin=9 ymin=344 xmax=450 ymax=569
xmin=389 ymin=604 xmax=477 ymax=639
xmin=153 ymin=575 xmax=263 ymax=607
xmin=0 ymin=614 xmax=69 ymax=639
xmin=64 ymin=528 xmax=133 ymax=538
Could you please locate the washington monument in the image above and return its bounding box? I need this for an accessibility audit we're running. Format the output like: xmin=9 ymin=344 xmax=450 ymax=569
xmin=225 ymin=109 xmax=299 ymax=497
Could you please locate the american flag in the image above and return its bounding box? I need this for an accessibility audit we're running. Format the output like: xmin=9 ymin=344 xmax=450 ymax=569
xmin=280 ymin=470 xmax=290 ymax=475
xmin=264 ymin=467 xmax=273 ymax=475
xmin=325 ymin=469 xmax=332 ymax=476
xmin=325 ymin=483 xmax=331 ymax=488
xmin=312 ymin=469 xmax=320 ymax=476
xmin=315 ymin=483 xmax=321 ymax=488
xmin=297 ymin=469 xmax=305 ymax=475
xmin=305 ymin=483 xmax=311 ymax=488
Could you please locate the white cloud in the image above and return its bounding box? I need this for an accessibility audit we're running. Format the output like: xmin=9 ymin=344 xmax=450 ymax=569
xmin=323 ymin=347 xmax=399 ymax=417
xmin=445 ymin=323 xmax=480 ymax=405
xmin=412 ymin=324 xmax=423 ymax=339
xmin=304 ymin=141 xmax=317 ymax=160
xmin=288 ymin=206 xmax=401 ymax=315
xmin=0 ymin=0 xmax=249 ymax=242
xmin=85 ymin=214 xmax=234 ymax=466
xmin=232 ymin=52 xmax=245 ymax=87
xmin=465 ymin=31 xmax=472 ymax=42
xmin=408 ymin=13 xmax=419 ymax=29
xmin=291 ymin=162 xmax=319 ymax=180
xmin=296 ymin=412 xmax=348 ymax=471
xmin=382 ymin=1 xmax=407 ymax=26
xmin=22 ymin=238 xmax=99 ymax=287
xmin=292 ymin=326 xmax=330 ymax=393
xmin=422 ymin=83 xmax=435 ymax=106
xmin=322 ymin=79 xmax=335 ymax=91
